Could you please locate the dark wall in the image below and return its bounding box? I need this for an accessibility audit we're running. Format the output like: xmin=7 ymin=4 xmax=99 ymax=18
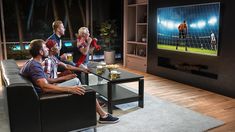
xmin=148 ymin=0 xmax=235 ymax=98
xmin=92 ymin=0 xmax=123 ymax=55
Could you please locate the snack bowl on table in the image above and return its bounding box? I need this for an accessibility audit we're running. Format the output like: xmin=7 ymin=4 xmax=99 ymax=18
xmin=106 ymin=64 xmax=119 ymax=72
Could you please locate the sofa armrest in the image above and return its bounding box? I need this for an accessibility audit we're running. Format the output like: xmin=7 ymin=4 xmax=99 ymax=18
xmin=5 ymin=78 xmax=41 ymax=132
xmin=39 ymin=89 xmax=97 ymax=132
xmin=39 ymin=88 xmax=95 ymax=99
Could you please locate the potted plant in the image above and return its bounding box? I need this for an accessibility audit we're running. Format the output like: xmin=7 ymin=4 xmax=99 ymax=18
xmin=99 ymin=20 xmax=118 ymax=64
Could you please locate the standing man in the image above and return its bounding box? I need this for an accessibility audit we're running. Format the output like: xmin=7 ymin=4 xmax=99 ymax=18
xmin=177 ymin=20 xmax=188 ymax=51
xmin=47 ymin=20 xmax=74 ymax=65
xmin=210 ymin=31 xmax=217 ymax=50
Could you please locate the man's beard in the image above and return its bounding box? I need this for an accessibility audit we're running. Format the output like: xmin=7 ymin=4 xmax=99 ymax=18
xmin=43 ymin=52 xmax=49 ymax=58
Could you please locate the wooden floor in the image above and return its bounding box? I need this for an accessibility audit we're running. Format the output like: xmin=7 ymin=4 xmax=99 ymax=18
xmin=2 ymin=60 xmax=235 ymax=131
xmin=120 ymin=66 xmax=235 ymax=132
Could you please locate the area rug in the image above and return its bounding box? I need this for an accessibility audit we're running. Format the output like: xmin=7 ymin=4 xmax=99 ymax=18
xmin=94 ymin=86 xmax=224 ymax=132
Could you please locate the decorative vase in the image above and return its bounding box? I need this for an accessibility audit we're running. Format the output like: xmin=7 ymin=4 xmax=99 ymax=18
xmin=104 ymin=50 xmax=115 ymax=64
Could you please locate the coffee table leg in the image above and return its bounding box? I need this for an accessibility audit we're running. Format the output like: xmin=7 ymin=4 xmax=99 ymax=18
xmin=139 ymin=78 xmax=144 ymax=108
xmin=84 ymin=73 xmax=89 ymax=86
xmin=107 ymin=82 xmax=113 ymax=114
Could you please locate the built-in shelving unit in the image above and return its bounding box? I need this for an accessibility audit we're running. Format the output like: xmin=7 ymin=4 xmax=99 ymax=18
xmin=124 ymin=0 xmax=148 ymax=72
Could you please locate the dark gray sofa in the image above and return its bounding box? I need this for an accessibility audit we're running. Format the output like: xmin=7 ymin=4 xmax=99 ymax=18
xmin=0 ymin=59 xmax=97 ymax=132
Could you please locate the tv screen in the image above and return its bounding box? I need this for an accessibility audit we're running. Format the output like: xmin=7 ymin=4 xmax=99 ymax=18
xmin=156 ymin=2 xmax=220 ymax=56
xmin=64 ymin=42 xmax=73 ymax=47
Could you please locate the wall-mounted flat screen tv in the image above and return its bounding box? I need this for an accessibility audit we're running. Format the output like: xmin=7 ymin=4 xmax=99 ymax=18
xmin=156 ymin=2 xmax=220 ymax=56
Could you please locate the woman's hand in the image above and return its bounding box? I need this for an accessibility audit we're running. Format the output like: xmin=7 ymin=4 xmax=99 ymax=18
xmin=87 ymin=37 xmax=92 ymax=45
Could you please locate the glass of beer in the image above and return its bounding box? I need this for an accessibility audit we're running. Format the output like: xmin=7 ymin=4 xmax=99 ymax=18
xmin=67 ymin=53 xmax=73 ymax=62
xmin=96 ymin=65 xmax=104 ymax=74
xmin=110 ymin=70 xmax=119 ymax=80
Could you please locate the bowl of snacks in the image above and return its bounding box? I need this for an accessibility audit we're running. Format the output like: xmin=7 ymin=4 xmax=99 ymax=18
xmin=106 ymin=64 xmax=119 ymax=72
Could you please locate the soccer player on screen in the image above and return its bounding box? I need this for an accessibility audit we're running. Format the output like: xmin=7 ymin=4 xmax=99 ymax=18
xmin=210 ymin=31 xmax=217 ymax=50
xmin=177 ymin=20 xmax=188 ymax=51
